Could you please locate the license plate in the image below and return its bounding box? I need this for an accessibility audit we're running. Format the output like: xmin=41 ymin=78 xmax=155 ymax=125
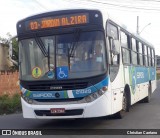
xmin=50 ymin=108 xmax=65 ymax=114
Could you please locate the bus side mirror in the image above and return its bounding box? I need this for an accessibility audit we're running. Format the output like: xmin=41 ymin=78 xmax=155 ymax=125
xmin=111 ymin=40 xmax=120 ymax=55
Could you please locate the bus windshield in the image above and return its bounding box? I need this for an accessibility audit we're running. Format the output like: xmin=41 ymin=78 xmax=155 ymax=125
xmin=19 ymin=31 xmax=107 ymax=81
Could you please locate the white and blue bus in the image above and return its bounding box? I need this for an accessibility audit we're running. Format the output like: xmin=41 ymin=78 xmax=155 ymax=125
xmin=16 ymin=9 xmax=156 ymax=119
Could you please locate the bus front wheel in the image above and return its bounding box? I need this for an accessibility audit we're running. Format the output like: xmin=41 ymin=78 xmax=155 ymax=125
xmin=114 ymin=91 xmax=129 ymax=119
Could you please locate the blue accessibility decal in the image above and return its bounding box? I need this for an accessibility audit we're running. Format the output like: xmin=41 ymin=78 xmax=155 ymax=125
xmin=56 ymin=66 xmax=68 ymax=79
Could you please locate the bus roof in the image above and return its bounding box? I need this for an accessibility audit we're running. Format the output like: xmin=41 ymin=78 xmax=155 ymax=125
xmin=17 ymin=8 xmax=154 ymax=49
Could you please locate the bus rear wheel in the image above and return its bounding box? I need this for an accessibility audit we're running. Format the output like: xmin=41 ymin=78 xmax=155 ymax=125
xmin=143 ymin=83 xmax=152 ymax=103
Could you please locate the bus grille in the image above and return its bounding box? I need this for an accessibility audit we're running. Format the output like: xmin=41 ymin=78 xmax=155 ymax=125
xmin=34 ymin=97 xmax=84 ymax=103
xmin=28 ymin=82 xmax=88 ymax=91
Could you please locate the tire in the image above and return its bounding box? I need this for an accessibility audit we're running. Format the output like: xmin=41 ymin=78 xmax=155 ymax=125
xmin=114 ymin=91 xmax=129 ymax=119
xmin=143 ymin=83 xmax=152 ymax=103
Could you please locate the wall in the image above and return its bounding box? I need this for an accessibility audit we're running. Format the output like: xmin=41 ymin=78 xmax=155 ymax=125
xmin=0 ymin=71 xmax=20 ymax=96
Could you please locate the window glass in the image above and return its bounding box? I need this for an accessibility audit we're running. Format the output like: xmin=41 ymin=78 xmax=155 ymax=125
xmin=144 ymin=45 xmax=147 ymax=55
xmin=148 ymin=57 xmax=151 ymax=66
xmin=144 ymin=56 xmax=148 ymax=66
xmin=139 ymin=54 xmax=143 ymax=65
xmin=132 ymin=51 xmax=138 ymax=65
xmin=122 ymin=48 xmax=130 ymax=64
xmin=132 ymin=38 xmax=137 ymax=51
xmin=121 ymin=31 xmax=128 ymax=48
xmin=148 ymin=47 xmax=151 ymax=56
xmin=152 ymin=58 xmax=155 ymax=66
xmin=138 ymin=42 xmax=143 ymax=54
xmin=107 ymin=23 xmax=118 ymax=40
xmin=152 ymin=49 xmax=155 ymax=58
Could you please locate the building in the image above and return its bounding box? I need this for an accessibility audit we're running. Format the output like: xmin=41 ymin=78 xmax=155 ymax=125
xmin=0 ymin=43 xmax=13 ymax=70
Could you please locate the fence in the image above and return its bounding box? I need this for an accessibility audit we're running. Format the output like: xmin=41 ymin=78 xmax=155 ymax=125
xmin=0 ymin=71 xmax=20 ymax=96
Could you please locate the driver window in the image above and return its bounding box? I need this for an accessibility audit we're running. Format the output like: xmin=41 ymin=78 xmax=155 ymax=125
xmin=107 ymin=22 xmax=120 ymax=82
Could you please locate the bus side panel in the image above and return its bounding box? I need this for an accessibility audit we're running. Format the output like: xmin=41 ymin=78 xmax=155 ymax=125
xmin=151 ymin=80 xmax=156 ymax=93
xmin=150 ymin=67 xmax=157 ymax=93
xmin=110 ymin=64 xmax=124 ymax=114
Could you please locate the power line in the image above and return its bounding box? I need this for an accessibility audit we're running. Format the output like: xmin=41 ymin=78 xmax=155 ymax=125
xmin=83 ymin=0 xmax=160 ymax=11
xmin=66 ymin=0 xmax=160 ymax=12
xmin=34 ymin=0 xmax=48 ymax=10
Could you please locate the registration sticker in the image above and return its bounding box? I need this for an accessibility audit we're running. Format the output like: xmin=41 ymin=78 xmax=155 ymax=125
xmin=32 ymin=67 xmax=42 ymax=79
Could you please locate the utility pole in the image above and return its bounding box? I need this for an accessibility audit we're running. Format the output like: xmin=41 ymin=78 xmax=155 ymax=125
xmin=137 ymin=16 xmax=139 ymax=35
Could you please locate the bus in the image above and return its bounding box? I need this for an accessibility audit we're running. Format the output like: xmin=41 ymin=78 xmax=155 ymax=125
xmin=16 ymin=9 xmax=156 ymax=119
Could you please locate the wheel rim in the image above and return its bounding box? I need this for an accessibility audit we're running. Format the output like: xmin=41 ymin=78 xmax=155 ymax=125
xmin=122 ymin=94 xmax=127 ymax=111
xmin=148 ymin=84 xmax=151 ymax=100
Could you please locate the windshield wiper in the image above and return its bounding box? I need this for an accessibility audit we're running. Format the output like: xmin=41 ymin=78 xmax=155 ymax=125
xmin=69 ymin=28 xmax=81 ymax=57
xmin=35 ymin=36 xmax=51 ymax=73
xmin=47 ymin=44 xmax=50 ymax=71
xmin=35 ymin=36 xmax=48 ymax=57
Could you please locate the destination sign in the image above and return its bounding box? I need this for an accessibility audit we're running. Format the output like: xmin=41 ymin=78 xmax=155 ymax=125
xmin=25 ymin=13 xmax=89 ymax=31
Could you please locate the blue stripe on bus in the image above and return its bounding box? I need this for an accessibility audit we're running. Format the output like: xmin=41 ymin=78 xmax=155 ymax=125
xmin=20 ymin=77 xmax=109 ymax=99
xmin=129 ymin=66 xmax=156 ymax=94
xmin=132 ymin=66 xmax=156 ymax=84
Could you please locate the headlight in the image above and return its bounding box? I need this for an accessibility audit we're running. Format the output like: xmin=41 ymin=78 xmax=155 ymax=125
xmin=22 ymin=95 xmax=33 ymax=104
xmin=80 ymin=87 xmax=108 ymax=103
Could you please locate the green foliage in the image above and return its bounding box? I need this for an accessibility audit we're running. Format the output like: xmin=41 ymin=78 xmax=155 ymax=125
xmin=157 ymin=73 xmax=160 ymax=80
xmin=0 ymin=93 xmax=22 ymax=115
xmin=12 ymin=37 xmax=19 ymax=61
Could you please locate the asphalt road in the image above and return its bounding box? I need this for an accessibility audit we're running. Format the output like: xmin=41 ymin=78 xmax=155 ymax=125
xmin=0 ymin=80 xmax=160 ymax=138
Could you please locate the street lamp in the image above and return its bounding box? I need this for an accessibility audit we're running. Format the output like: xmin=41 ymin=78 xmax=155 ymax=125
xmin=138 ymin=23 xmax=151 ymax=35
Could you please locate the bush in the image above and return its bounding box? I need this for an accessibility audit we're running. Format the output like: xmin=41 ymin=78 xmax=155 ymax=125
xmin=157 ymin=73 xmax=160 ymax=80
xmin=0 ymin=93 xmax=22 ymax=115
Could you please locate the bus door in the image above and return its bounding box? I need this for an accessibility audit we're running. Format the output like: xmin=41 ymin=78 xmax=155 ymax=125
xmin=107 ymin=22 xmax=124 ymax=114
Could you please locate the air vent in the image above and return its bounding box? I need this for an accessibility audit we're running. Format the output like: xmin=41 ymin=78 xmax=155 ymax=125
xmin=28 ymin=82 xmax=88 ymax=91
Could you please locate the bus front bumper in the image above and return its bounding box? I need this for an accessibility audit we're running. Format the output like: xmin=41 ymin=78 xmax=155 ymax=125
xmin=21 ymin=94 xmax=111 ymax=119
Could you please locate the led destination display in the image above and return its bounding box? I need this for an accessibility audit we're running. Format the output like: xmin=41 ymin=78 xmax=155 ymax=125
xmin=25 ymin=13 xmax=89 ymax=30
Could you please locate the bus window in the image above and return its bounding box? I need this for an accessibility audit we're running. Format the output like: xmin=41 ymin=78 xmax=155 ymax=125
xmin=121 ymin=31 xmax=130 ymax=64
xmin=131 ymin=38 xmax=138 ymax=65
xmin=120 ymin=31 xmax=128 ymax=48
xmin=152 ymin=49 xmax=155 ymax=66
xmin=148 ymin=47 xmax=151 ymax=66
xmin=122 ymin=48 xmax=130 ymax=64
xmin=144 ymin=45 xmax=148 ymax=66
xmin=107 ymin=23 xmax=118 ymax=40
xmin=107 ymin=22 xmax=119 ymax=65
xmin=107 ymin=22 xmax=119 ymax=82
xmin=138 ymin=42 xmax=143 ymax=65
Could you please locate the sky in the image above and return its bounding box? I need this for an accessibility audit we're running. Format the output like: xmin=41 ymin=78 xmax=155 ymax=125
xmin=0 ymin=0 xmax=160 ymax=55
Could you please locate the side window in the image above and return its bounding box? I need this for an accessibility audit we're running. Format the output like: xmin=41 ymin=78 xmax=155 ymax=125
xmin=107 ymin=22 xmax=119 ymax=65
xmin=144 ymin=45 xmax=148 ymax=66
xmin=121 ymin=31 xmax=128 ymax=48
xmin=148 ymin=47 xmax=151 ymax=66
xmin=107 ymin=23 xmax=118 ymax=40
xmin=107 ymin=22 xmax=119 ymax=82
xmin=138 ymin=42 xmax=143 ymax=65
xmin=151 ymin=49 xmax=155 ymax=66
xmin=131 ymin=38 xmax=138 ymax=65
xmin=121 ymin=31 xmax=130 ymax=64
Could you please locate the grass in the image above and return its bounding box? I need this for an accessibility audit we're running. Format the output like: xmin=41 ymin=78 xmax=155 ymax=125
xmin=0 ymin=93 xmax=22 ymax=115
xmin=157 ymin=73 xmax=160 ymax=80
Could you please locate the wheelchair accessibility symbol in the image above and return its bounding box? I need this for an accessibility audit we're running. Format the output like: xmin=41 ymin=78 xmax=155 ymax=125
xmin=57 ymin=66 xmax=68 ymax=79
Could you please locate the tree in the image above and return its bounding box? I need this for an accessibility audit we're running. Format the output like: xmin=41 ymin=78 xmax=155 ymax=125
xmin=11 ymin=37 xmax=18 ymax=62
